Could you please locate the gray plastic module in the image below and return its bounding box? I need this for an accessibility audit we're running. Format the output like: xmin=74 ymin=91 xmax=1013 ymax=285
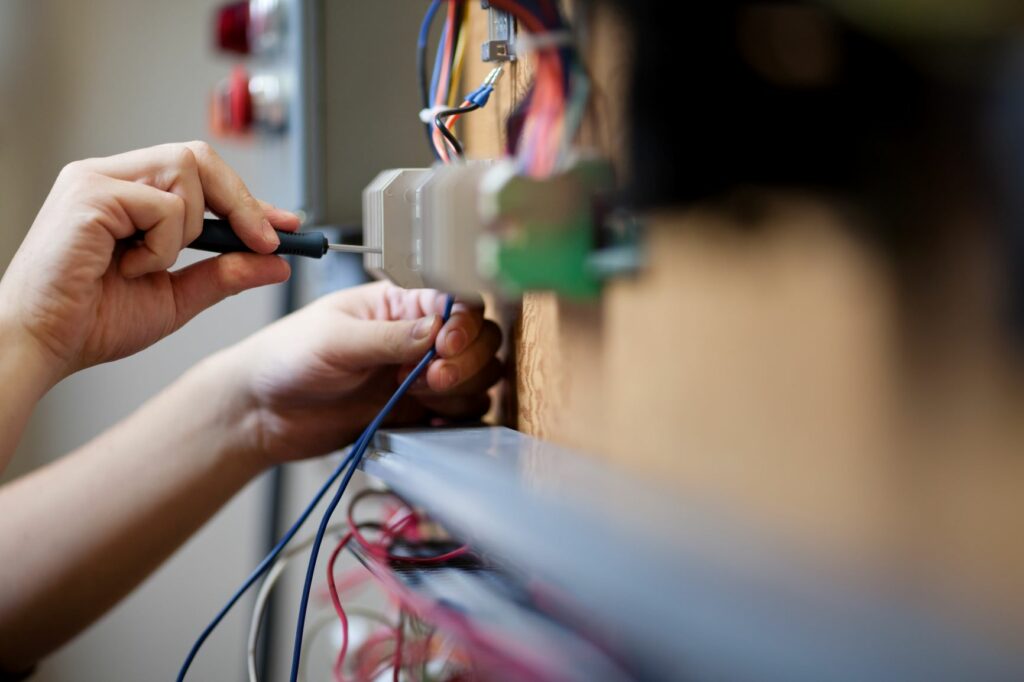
xmin=361 ymin=168 xmax=431 ymax=288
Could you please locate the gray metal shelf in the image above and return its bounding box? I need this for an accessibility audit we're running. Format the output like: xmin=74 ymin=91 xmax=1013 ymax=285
xmin=361 ymin=426 xmax=1021 ymax=681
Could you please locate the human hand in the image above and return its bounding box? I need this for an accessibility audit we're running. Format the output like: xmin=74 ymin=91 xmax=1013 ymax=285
xmin=213 ymin=281 xmax=503 ymax=466
xmin=0 ymin=141 xmax=298 ymax=385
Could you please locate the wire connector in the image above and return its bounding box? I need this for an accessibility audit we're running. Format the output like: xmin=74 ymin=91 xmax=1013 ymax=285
xmin=466 ymin=67 xmax=503 ymax=107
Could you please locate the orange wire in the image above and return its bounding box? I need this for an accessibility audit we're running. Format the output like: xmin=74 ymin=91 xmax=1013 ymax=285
xmin=432 ymin=0 xmax=458 ymax=162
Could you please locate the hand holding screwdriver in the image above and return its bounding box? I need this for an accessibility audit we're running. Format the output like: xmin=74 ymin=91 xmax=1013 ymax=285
xmin=0 ymin=141 xmax=303 ymax=379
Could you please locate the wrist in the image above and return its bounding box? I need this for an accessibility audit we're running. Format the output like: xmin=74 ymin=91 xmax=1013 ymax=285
xmin=176 ymin=347 xmax=271 ymax=477
xmin=0 ymin=315 xmax=62 ymax=472
xmin=0 ymin=315 xmax=62 ymax=399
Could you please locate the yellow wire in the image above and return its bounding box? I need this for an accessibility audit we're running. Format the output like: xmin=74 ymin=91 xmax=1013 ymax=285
xmin=448 ymin=3 xmax=471 ymax=108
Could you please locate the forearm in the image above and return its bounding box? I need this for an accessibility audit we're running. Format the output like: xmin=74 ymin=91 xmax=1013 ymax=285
xmin=0 ymin=352 xmax=265 ymax=672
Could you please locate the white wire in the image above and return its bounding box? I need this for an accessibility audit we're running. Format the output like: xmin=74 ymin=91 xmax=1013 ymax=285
xmin=299 ymin=608 xmax=397 ymax=682
xmin=247 ymin=523 xmax=349 ymax=682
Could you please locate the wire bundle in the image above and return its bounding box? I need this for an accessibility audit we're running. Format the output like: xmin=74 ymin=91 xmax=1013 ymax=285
xmin=419 ymin=0 xmax=473 ymax=161
xmin=420 ymin=0 xmax=584 ymax=175
xmin=244 ymin=491 xmax=471 ymax=682
xmin=325 ymin=489 xmax=469 ymax=681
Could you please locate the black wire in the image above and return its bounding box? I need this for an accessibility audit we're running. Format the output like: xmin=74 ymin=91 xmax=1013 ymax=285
xmin=435 ymin=103 xmax=480 ymax=158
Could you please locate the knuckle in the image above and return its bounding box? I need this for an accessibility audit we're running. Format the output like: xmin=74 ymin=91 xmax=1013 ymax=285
xmin=172 ymin=145 xmax=198 ymax=174
xmin=60 ymin=169 xmax=102 ymax=198
xmin=185 ymin=139 xmax=213 ymax=157
xmin=57 ymin=160 xmax=89 ymax=183
xmin=218 ymin=257 xmax=245 ymax=294
xmin=163 ymin=191 xmax=187 ymax=218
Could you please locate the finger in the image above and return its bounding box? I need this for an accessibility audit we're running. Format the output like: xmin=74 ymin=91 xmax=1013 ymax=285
xmin=76 ymin=143 xmax=206 ymax=249
xmin=406 ymin=356 xmax=503 ymax=397
xmin=382 ymin=286 xmax=482 ymax=322
xmin=169 ymin=253 xmax=290 ymax=331
xmin=257 ymin=199 xmax=302 ymax=233
xmin=423 ymin=320 xmax=502 ymax=392
xmin=96 ymin=176 xmax=187 ymax=278
xmin=436 ymin=308 xmax=485 ymax=358
xmin=183 ymin=140 xmax=279 ymax=253
xmin=325 ymin=315 xmax=443 ymax=369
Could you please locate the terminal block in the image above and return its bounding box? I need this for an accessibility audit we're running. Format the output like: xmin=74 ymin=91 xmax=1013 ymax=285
xmin=418 ymin=161 xmax=495 ymax=297
xmin=481 ymin=1 xmax=516 ymax=62
xmin=362 ymin=158 xmax=621 ymax=300
xmin=362 ymin=168 xmax=431 ymax=289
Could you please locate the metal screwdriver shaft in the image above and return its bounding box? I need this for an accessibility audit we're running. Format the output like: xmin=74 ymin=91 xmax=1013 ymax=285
xmin=326 ymin=243 xmax=380 ymax=254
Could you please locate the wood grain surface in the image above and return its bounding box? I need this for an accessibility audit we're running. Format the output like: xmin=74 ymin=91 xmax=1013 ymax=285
xmin=459 ymin=2 xmax=1024 ymax=629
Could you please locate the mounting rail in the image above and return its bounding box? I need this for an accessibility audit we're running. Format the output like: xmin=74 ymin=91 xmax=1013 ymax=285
xmin=361 ymin=426 xmax=1021 ymax=681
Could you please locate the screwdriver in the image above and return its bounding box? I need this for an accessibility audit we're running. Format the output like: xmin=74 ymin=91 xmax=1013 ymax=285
xmin=184 ymin=218 xmax=379 ymax=258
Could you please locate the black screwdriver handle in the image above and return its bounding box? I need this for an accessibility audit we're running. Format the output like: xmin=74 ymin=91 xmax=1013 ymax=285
xmin=190 ymin=218 xmax=328 ymax=259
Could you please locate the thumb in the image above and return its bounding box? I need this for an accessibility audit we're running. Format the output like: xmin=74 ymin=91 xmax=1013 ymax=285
xmin=335 ymin=315 xmax=442 ymax=369
xmin=169 ymin=253 xmax=290 ymax=331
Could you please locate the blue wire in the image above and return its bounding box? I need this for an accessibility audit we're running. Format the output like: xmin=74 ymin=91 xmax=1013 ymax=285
xmin=176 ymin=448 xmax=356 ymax=681
xmin=419 ymin=0 xmax=443 ymax=161
xmin=177 ymin=295 xmax=454 ymax=681
xmin=287 ymin=295 xmax=455 ymax=681
xmin=418 ymin=0 xmax=441 ymax=52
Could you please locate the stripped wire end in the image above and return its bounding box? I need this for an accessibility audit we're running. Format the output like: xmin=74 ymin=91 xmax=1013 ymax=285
xmin=483 ymin=65 xmax=504 ymax=88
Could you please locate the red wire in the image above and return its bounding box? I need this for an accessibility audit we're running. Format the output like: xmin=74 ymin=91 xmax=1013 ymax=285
xmin=445 ymin=99 xmax=474 ymax=132
xmin=327 ymin=512 xmax=409 ymax=681
xmin=354 ymin=631 xmax=394 ymax=681
xmin=483 ymin=0 xmax=568 ymax=176
xmin=329 ymin=490 xmax=471 ymax=680
xmin=347 ymin=491 xmax=470 ymax=565
xmin=327 ymin=531 xmax=354 ymax=682
xmin=432 ymin=0 xmax=459 ymax=161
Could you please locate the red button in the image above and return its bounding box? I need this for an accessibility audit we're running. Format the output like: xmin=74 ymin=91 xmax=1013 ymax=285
xmin=216 ymin=1 xmax=250 ymax=54
xmin=228 ymin=66 xmax=252 ymax=132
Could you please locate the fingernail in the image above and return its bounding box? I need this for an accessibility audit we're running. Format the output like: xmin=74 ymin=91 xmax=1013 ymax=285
xmin=262 ymin=219 xmax=279 ymax=247
xmin=413 ymin=315 xmax=438 ymax=341
xmin=446 ymin=328 xmax=468 ymax=355
xmin=440 ymin=363 xmax=460 ymax=388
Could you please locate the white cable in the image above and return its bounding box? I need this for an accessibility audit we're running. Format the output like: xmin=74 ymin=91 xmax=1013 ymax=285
xmin=299 ymin=609 xmax=396 ymax=682
xmin=247 ymin=523 xmax=349 ymax=682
